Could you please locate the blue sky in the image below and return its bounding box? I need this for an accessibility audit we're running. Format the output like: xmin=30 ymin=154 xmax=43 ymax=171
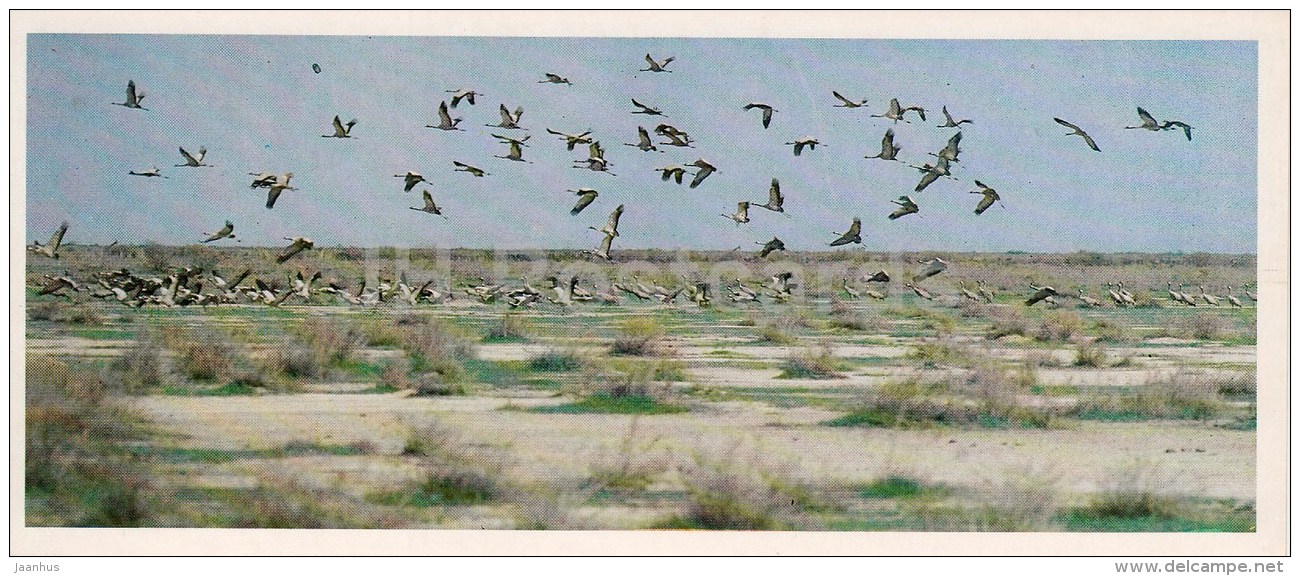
xmin=24 ymin=35 xmax=1257 ymax=253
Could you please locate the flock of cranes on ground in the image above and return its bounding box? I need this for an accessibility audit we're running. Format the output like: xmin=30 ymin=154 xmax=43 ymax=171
xmin=31 ymin=52 xmax=1231 ymax=313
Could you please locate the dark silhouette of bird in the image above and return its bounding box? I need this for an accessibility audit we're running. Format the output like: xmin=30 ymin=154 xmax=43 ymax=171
xmin=865 ymin=128 xmax=901 ymax=161
xmin=201 ymin=220 xmax=235 ymax=243
xmin=1160 ymin=120 xmax=1194 ymax=141
xmin=395 ymin=171 xmax=427 ymax=192
xmin=889 ymin=196 xmax=919 ymax=220
xmin=569 ymin=188 xmax=600 ymax=215
xmin=1054 ymin=117 xmax=1101 ymax=152
xmin=688 ymin=159 xmax=717 ymax=189
xmin=721 ymin=201 xmax=750 ymax=224
xmin=276 ymin=237 xmax=314 ymax=264
xmin=656 ymin=165 xmax=687 ymax=184
xmin=938 ymin=106 xmax=973 ymax=127
xmin=640 ymin=54 xmax=675 ymax=73
xmin=757 ymin=237 xmax=786 ymax=258
xmin=785 ymin=137 xmax=821 ymax=156
xmin=453 ymin=161 xmax=489 ymax=177
xmin=631 ymin=98 xmax=664 ymax=116
xmin=547 ymin=128 xmax=594 ymax=150
xmin=624 ymin=126 xmax=661 ymax=152
xmin=743 ymin=103 xmax=777 ymax=128
xmin=322 ymin=115 xmax=357 ymax=138
xmin=753 ymin=178 xmax=785 ymax=213
xmin=829 ymin=217 xmax=863 ymax=247
xmin=490 ymin=104 xmax=525 ymax=130
xmin=112 ymin=80 xmax=147 ymax=110
xmin=539 ymin=73 xmax=572 ymax=85
xmin=446 ymin=89 xmax=480 ymax=108
xmin=831 ymin=91 xmax=868 ymax=108
xmin=409 ymin=190 xmax=446 ymax=217
xmin=426 ymin=101 xmax=463 ymax=131
xmin=176 ymin=146 xmax=210 ymax=167
xmin=29 ymin=221 xmax=68 ymax=259
xmin=1124 ymin=107 xmax=1162 ymax=131
xmin=971 ymin=181 xmax=1002 ymax=215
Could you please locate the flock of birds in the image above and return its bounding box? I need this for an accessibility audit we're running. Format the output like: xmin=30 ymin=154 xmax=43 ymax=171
xmin=30 ymin=53 xmax=1238 ymax=313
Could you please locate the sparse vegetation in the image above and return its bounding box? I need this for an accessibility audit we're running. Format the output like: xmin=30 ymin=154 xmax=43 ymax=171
xmin=527 ymin=349 xmax=585 ymax=372
xmin=611 ymin=316 xmax=667 ymax=356
xmin=779 ymin=344 xmax=842 ymax=379
xmin=1073 ymin=341 xmax=1108 ymax=368
xmin=484 ymin=313 xmax=531 ymax=343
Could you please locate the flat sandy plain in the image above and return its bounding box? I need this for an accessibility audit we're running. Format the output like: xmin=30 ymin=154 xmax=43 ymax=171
xmin=23 ymin=248 xmax=1257 ymax=531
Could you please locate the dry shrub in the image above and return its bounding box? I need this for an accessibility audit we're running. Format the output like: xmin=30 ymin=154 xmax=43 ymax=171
xmin=986 ymin=307 xmax=1029 ymax=339
xmin=27 ymin=301 xmax=106 ymax=325
xmin=838 ymin=367 xmax=1055 ymax=429
xmin=484 ymin=313 xmax=531 ymax=342
xmin=1091 ymin=318 xmax=1135 ymax=344
xmin=910 ymin=338 xmax=985 ymax=370
xmin=380 ymin=359 xmax=416 ymax=390
xmin=1073 ymin=341 xmax=1108 ymax=368
xmin=1076 ymin=371 xmax=1224 ymax=420
xmin=26 ymin=356 xmax=151 ymax=526
xmin=262 ymin=344 xmax=324 ymax=379
xmin=1178 ymin=314 xmax=1230 ymax=341
xmin=757 ymin=323 xmax=799 ymax=345
xmin=1022 ymin=348 xmax=1063 ymax=368
xmin=296 ymin=316 xmax=360 ymax=365
xmin=971 ymin=464 xmax=1063 ymax=531
xmin=28 ymin=301 xmax=61 ymax=322
xmin=1214 ymin=372 xmax=1256 ymax=398
xmin=587 ymin=417 xmax=670 ymax=492
xmin=828 ymin=299 xmax=884 ymax=332
xmin=527 ymin=349 xmax=586 ymax=372
xmin=780 ymin=344 xmax=842 ymax=379
xmin=398 ymin=422 xmax=509 ymax=505
xmin=1035 ymin=311 xmax=1084 ymax=342
xmin=612 ymin=316 xmax=666 ymax=356
xmin=1083 ymin=459 xmax=1181 ymax=520
xmin=672 ymin=442 xmax=819 ymax=530
xmin=112 ymin=337 xmax=168 ymax=392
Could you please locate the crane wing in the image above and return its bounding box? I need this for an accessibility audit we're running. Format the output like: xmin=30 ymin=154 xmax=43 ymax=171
xmin=571 ymin=190 xmax=598 ymax=215
xmin=1137 ymin=107 xmax=1157 ymax=126
xmin=48 ymin=222 xmax=68 ymax=251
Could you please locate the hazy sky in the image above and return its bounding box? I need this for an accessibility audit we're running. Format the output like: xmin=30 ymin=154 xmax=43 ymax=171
xmin=24 ymin=35 xmax=1257 ymax=253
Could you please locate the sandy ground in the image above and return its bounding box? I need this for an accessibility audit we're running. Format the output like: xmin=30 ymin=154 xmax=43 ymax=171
xmin=134 ymin=387 xmax=1256 ymax=503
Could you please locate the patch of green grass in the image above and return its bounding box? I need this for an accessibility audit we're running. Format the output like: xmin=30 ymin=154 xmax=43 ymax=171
xmin=858 ymin=477 xmax=933 ymax=499
xmin=64 ymin=327 xmax=135 ymax=340
xmin=337 ymin=359 xmax=385 ymax=379
xmin=823 ymin=408 xmax=896 ymax=428
xmin=1058 ymin=512 xmax=1253 ymax=532
xmin=705 ymin=349 xmax=756 ymax=359
xmin=527 ymin=350 xmax=585 ymax=372
xmin=533 ymin=392 xmax=687 ymax=415
xmin=462 ymin=358 xmax=524 ymax=386
xmin=371 ymin=470 xmax=496 ymax=507
xmin=128 ymin=441 xmax=375 ymax=464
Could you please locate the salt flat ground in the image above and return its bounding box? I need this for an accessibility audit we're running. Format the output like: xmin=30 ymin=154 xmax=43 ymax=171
xmin=25 ymin=279 xmax=1258 ymax=530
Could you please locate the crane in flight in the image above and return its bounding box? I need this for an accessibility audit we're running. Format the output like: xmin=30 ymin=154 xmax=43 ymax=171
xmin=28 ymin=221 xmax=68 ymax=259
xmin=409 ymin=190 xmax=447 ymax=217
xmin=445 ymin=89 xmax=481 ymax=108
xmin=938 ymin=106 xmax=972 ymax=127
xmin=888 ymin=196 xmax=919 ymax=220
xmin=864 ymin=128 xmax=902 ymax=161
xmin=829 ymin=217 xmax=863 ymax=247
xmin=831 ymin=91 xmax=868 ymax=108
xmin=426 ymin=101 xmax=463 ymax=131
xmin=640 ymin=54 xmax=675 ymax=73
xmin=176 ymin=146 xmax=211 ymax=167
xmin=721 ymin=201 xmax=751 ymax=224
xmin=743 ymin=103 xmax=777 ymax=128
xmin=752 ymin=178 xmax=785 ymax=213
xmin=1054 ymin=117 xmax=1101 ymax=152
xmin=322 ymin=115 xmax=357 ymax=138
xmin=201 ymin=220 xmax=235 ymax=243
xmin=970 ymin=181 xmax=1003 ymax=214
xmin=112 ymin=80 xmax=147 ymax=110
